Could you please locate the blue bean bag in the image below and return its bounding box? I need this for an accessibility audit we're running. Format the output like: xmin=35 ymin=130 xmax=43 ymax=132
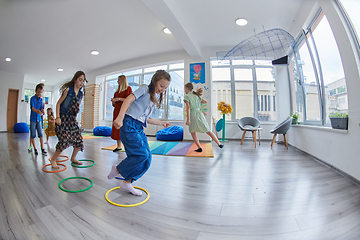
xmin=93 ymin=126 xmax=112 ymax=136
xmin=13 ymin=122 xmax=29 ymax=133
xmin=156 ymin=126 xmax=183 ymax=141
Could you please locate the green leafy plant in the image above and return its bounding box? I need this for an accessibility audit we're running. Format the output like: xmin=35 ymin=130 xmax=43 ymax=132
xmin=329 ymin=111 xmax=348 ymax=118
xmin=290 ymin=112 xmax=299 ymax=124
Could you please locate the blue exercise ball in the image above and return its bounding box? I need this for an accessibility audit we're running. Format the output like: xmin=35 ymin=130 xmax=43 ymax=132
xmin=13 ymin=122 xmax=30 ymax=133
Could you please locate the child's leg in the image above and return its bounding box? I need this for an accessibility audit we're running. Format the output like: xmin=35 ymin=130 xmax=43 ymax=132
xmin=29 ymin=122 xmax=37 ymax=150
xmin=70 ymin=147 xmax=82 ymax=165
xmin=35 ymin=121 xmax=45 ymax=150
xmin=191 ymin=132 xmax=201 ymax=148
xmin=116 ymin=139 xmax=122 ymax=149
xmin=49 ymin=150 xmax=61 ymax=168
xmin=206 ymin=131 xmax=221 ymax=145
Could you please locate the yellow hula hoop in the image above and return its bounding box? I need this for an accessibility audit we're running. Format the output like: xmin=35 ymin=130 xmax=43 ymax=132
xmin=105 ymin=186 xmax=150 ymax=207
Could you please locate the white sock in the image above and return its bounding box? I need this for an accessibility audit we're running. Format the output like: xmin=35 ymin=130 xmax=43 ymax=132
xmin=119 ymin=181 xmax=142 ymax=196
xmin=107 ymin=165 xmax=120 ymax=179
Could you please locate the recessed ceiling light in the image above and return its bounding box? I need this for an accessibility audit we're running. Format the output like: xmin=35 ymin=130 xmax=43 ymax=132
xmin=91 ymin=50 xmax=99 ymax=55
xmin=41 ymin=79 xmax=45 ymax=82
xmin=235 ymin=18 xmax=248 ymax=26
xmin=5 ymin=57 xmax=11 ymax=62
xmin=163 ymin=27 xmax=171 ymax=34
xmin=57 ymin=68 xmax=64 ymax=72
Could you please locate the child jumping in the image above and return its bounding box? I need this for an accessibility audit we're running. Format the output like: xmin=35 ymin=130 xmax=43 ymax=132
xmin=29 ymin=83 xmax=47 ymax=155
xmin=44 ymin=108 xmax=56 ymax=144
xmin=108 ymin=70 xmax=171 ymax=196
xmin=184 ymin=82 xmax=223 ymax=152
xmin=49 ymin=71 xmax=87 ymax=168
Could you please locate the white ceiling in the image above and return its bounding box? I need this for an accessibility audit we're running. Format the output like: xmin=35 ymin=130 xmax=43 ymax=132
xmin=0 ymin=0 xmax=316 ymax=86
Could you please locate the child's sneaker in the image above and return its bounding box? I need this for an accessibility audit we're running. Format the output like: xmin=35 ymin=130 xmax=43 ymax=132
xmin=34 ymin=149 xmax=38 ymax=155
xmin=28 ymin=146 xmax=33 ymax=153
xmin=219 ymin=144 xmax=224 ymax=149
xmin=41 ymin=149 xmax=47 ymax=155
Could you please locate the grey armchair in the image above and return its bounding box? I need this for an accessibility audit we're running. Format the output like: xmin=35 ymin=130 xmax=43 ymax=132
xmin=270 ymin=117 xmax=293 ymax=150
xmin=237 ymin=117 xmax=261 ymax=147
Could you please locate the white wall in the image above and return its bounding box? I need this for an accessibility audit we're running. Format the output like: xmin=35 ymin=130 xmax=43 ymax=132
xmin=0 ymin=70 xmax=25 ymax=131
xmin=287 ymin=1 xmax=360 ymax=181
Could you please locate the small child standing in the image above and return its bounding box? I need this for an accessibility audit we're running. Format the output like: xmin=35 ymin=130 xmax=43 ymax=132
xmin=49 ymin=71 xmax=87 ymax=168
xmin=184 ymin=82 xmax=223 ymax=152
xmin=44 ymin=108 xmax=56 ymax=144
xmin=108 ymin=70 xmax=171 ymax=196
xmin=29 ymin=83 xmax=47 ymax=155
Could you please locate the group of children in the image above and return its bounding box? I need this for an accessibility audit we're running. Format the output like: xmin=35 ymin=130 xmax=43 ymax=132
xmin=30 ymin=69 xmax=223 ymax=196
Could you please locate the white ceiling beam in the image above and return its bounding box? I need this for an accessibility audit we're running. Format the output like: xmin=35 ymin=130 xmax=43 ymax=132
xmin=141 ymin=0 xmax=203 ymax=60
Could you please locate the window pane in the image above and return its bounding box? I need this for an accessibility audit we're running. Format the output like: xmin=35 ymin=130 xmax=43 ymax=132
xmin=289 ymin=55 xmax=305 ymax=122
xmin=169 ymin=63 xmax=184 ymax=69
xmin=254 ymin=60 xmax=272 ymax=66
xmin=312 ymin=14 xmax=347 ymax=123
xmin=232 ymin=60 xmax=253 ymax=65
xmin=104 ymin=80 xmax=118 ymax=120
xmin=234 ymin=68 xmax=253 ymax=81
xmin=127 ymin=75 xmax=140 ymax=92
xmin=297 ymin=38 xmax=321 ymax=121
xmin=339 ymin=0 xmax=360 ymax=48
xmin=212 ymin=81 xmax=232 ymax=120
xmin=144 ymin=65 xmax=167 ymax=73
xmin=123 ymin=69 xmax=142 ymax=76
xmin=212 ymin=68 xmax=231 ymax=81
xmin=168 ymin=71 xmax=184 ymax=120
xmin=235 ymin=79 xmax=254 ymax=119
xmin=106 ymin=73 xmax=122 ymax=81
xmin=211 ymin=60 xmax=230 ymax=66
xmin=256 ymin=68 xmax=274 ymax=81
xmin=257 ymin=71 xmax=276 ymax=122
xmin=143 ymin=73 xmax=152 ymax=85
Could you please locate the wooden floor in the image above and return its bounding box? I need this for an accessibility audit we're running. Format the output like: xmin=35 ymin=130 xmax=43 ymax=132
xmin=1 ymin=132 xmax=360 ymax=240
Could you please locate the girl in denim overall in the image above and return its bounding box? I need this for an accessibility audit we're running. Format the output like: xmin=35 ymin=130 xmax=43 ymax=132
xmin=108 ymin=70 xmax=171 ymax=196
xmin=49 ymin=71 xmax=87 ymax=169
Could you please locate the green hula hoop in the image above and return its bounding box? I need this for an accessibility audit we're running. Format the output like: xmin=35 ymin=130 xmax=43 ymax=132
xmin=58 ymin=177 xmax=93 ymax=193
xmin=71 ymin=159 xmax=95 ymax=168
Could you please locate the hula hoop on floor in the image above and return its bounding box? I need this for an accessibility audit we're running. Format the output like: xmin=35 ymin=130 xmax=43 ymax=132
xmin=42 ymin=163 xmax=66 ymax=173
xmin=49 ymin=155 xmax=69 ymax=162
xmin=71 ymin=159 xmax=95 ymax=168
xmin=58 ymin=177 xmax=93 ymax=193
xmin=105 ymin=186 xmax=150 ymax=207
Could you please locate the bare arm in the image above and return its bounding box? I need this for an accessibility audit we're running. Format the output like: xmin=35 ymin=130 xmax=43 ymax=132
xmin=201 ymin=99 xmax=207 ymax=104
xmin=113 ymin=94 xmax=136 ymax=129
xmin=55 ymin=88 xmax=69 ymax=125
xmin=185 ymin=101 xmax=190 ymax=125
xmin=147 ymin=118 xmax=171 ymax=128
xmin=31 ymin=107 xmax=41 ymax=114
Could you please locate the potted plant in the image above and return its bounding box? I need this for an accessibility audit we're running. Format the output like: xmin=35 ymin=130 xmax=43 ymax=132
xmin=329 ymin=111 xmax=348 ymax=130
xmin=290 ymin=112 xmax=299 ymax=124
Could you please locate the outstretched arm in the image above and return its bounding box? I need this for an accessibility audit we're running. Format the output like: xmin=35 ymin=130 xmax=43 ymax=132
xmin=147 ymin=118 xmax=171 ymax=128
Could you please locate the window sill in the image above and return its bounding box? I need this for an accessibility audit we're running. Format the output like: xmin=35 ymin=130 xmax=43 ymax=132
xmin=292 ymin=124 xmax=348 ymax=133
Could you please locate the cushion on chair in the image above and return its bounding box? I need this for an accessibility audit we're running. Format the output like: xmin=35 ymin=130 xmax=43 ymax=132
xmin=93 ymin=126 xmax=112 ymax=136
xmin=156 ymin=126 xmax=183 ymax=141
xmin=13 ymin=122 xmax=29 ymax=133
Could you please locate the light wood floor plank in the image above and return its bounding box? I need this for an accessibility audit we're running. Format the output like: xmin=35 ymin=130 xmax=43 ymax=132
xmin=1 ymin=132 xmax=360 ymax=240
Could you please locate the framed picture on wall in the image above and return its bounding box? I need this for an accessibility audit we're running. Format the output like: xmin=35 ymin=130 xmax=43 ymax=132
xmin=190 ymin=62 xmax=205 ymax=84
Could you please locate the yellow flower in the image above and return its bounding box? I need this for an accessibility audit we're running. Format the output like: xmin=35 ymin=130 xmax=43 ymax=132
xmin=217 ymin=101 xmax=232 ymax=115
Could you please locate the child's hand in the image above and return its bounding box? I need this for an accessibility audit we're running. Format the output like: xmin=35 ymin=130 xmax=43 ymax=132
xmin=55 ymin=118 xmax=61 ymax=125
xmin=162 ymin=121 xmax=171 ymax=128
xmin=114 ymin=118 xmax=123 ymax=129
xmin=186 ymin=120 xmax=190 ymax=126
